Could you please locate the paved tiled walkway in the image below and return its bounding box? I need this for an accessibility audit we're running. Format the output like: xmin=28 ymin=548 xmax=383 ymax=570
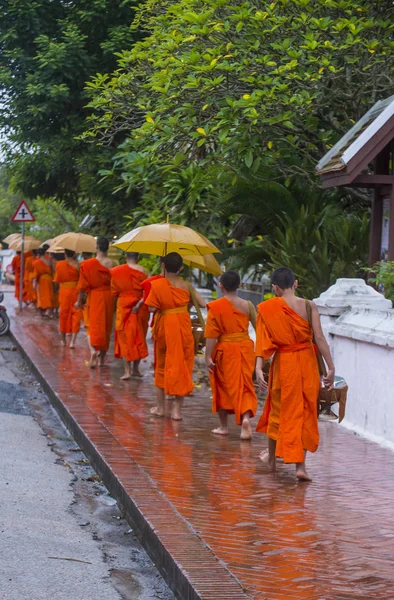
xmin=5 ymin=295 xmax=394 ymax=600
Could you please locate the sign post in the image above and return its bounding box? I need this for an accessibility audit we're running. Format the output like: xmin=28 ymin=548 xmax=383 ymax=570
xmin=11 ymin=201 xmax=35 ymax=311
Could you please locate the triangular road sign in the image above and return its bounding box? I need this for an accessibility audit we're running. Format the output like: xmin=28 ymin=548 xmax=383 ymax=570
xmin=11 ymin=200 xmax=35 ymax=222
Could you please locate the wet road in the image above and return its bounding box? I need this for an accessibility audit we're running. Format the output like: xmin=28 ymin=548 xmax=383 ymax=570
xmin=7 ymin=299 xmax=394 ymax=600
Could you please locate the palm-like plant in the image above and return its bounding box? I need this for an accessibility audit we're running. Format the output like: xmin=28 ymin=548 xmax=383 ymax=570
xmin=222 ymin=175 xmax=369 ymax=298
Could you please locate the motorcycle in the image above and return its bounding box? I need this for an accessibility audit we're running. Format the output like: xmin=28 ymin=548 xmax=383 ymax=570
xmin=0 ymin=292 xmax=10 ymax=336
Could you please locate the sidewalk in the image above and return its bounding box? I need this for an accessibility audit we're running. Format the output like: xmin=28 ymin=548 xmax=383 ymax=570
xmin=6 ymin=295 xmax=394 ymax=600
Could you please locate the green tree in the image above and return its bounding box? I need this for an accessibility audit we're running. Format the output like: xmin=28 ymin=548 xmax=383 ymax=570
xmin=223 ymin=180 xmax=370 ymax=298
xmin=25 ymin=197 xmax=84 ymax=242
xmin=0 ymin=0 xmax=142 ymax=215
xmin=0 ymin=167 xmax=24 ymax=240
xmin=85 ymin=0 xmax=394 ymax=190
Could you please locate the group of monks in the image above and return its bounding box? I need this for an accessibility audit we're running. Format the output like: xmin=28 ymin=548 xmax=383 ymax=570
xmin=11 ymin=237 xmax=335 ymax=482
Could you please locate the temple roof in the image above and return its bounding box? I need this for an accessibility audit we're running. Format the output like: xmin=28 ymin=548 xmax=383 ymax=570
xmin=316 ymin=96 xmax=394 ymax=179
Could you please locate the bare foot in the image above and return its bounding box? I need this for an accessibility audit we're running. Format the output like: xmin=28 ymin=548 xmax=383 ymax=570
xmin=98 ymin=351 xmax=106 ymax=367
xmin=296 ymin=467 xmax=312 ymax=482
xmin=240 ymin=417 xmax=252 ymax=440
xmin=69 ymin=343 xmax=76 ymax=349
xmin=60 ymin=339 xmax=66 ymax=347
xmin=120 ymin=373 xmax=130 ymax=381
xmin=171 ymin=407 xmax=183 ymax=421
xmin=89 ymin=353 xmax=97 ymax=369
xmin=259 ymin=449 xmax=276 ymax=472
xmin=150 ymin=406 xmax=164 ymax=417
xmin=212 ymin=427 xmax=228 ymax=436
xmin=132 ymin=369 xmax=143 ymax=378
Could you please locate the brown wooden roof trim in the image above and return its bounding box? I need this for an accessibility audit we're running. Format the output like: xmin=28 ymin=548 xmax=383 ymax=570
xmin=317 ymin=115 xmax=394 ymax=189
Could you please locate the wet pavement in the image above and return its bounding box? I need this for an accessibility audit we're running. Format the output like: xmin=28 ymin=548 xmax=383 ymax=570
xmin=5 ymin=294 xmax=394 ymax=600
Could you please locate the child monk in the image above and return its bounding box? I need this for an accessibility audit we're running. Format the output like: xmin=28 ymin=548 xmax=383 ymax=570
xmin=255 ymin=267 xmax=335 ymax=482
xmin=111 ymin=252 xmax=150 ymax=380
xmin=205 ymin=270 xmax=258 ymax=440
xmin=54 ymin=249 xmax=82 ymax=348
xmin=145 ymin=252 xmax=205 ymax=421
xmin=76 ymin=237 xmax=114 ymax=368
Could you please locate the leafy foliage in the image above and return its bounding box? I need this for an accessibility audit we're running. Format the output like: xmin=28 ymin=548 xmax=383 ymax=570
xmin=0 ymin=0 xmax=142 ymax=209
xmin=26 ymin=197 xmax=84 ymax=242
xmin=0 ymin=168 xmax=24 ymax=240
xmin=85 ymin=0 xmax=394 ymax=189
xmin=223 ymin=180 xmax=369 ymax=298
xmin=367 ymin=262 xmax=394 ymax=304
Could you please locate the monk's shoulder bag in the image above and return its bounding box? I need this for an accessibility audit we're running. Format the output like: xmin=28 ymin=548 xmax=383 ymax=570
xmin=187 ymin=282 xmax=206 ymax=355
xmin=305 ymin=300 xmax=348 ymax=423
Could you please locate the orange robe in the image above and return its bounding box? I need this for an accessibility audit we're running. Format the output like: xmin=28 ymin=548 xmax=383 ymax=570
xmin=141 ymin=274 xmax=164 ymax=327
xmin=24 ymin=254 xmax=36 ymax=303
xmin=11 ymin=254 xmax=28 ymax=303
xmin=205 ymin=297 xmax=257 ymax=425
xmin=54 ymin=261 xmax=82 ymax=334
xmin=77 ymin=258 xmax=114 ymax=351
xmin=32 ymin=258 xmax=53 ymax=310
xmin=111 ymin=264 xmax=149 ymax=362
xmin=145 ymin=278 xmax=194 ymax=396
xmin=256 ymin=297 xmax=320 ymax=464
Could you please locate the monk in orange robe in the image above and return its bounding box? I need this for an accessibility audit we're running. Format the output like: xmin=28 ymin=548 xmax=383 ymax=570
xmin=81 ymin=253 xmax=94 ymax=331
xmin=49 ymin=251 xmax=64 ymax=315
xmin=111 ymin=252 xmax=150 ymax=380
xmin=255 ymin=267 xmax=335 ymax=482
xmin=24 ymin=250 xmax=37 ymax=304
xmin=205 ymin=271 xmax=258 ymax=440
xmin=76 ymin=237 xmax=114 ymax=368
xmin=140 ymin=257 xmax=165 ymax=328
xmin=32 ymin=247 xmax=54 ymax=316
xmin=145 ymin=252 xmax=205 ymax=421
xmin=11 ymin=252 xmax=28 ymax=304
xmin=54 ymin=250 xmax=82 ymax=348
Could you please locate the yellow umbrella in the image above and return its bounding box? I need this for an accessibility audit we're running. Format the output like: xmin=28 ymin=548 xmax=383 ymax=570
xmin=113 ymin=223 xmax=220 ymax=257
xmin=3 ymin=233 xmax=39 ymax=245
xmin=40 ymin=238 xmax=53 ymax=248
xmin=49 ymin=232 xmax=97 ymax=253
xmin=9 ymin=237 xmax=42 ymax=252
xmin=3 ymin=233 xmax=22 ymax=244
xmin=47 ymin=246 xmax=66 ymax=254
xmin=183 ymin=253 xmax=223 ymax=276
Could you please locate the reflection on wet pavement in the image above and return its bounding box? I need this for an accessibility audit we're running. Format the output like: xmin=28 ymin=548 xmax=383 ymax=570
xmin=11 ymin=307 xmax=394 ymax=600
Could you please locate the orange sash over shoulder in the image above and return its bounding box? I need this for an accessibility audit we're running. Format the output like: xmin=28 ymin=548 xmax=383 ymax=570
xmin=78 ymin=258 xmax=114 ymax=351
xmin=145 ymin=278 xmax=194 ymax=396
xmin=111 ymin=264 xmax=149 ymax=362
xmin=255 ymin=297 xmax=320 ymax=463
xmin=205 ymin=297 xmax=257 ymax=425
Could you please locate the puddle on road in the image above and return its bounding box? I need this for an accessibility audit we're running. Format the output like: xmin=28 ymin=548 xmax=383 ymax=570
xmin=110 ymin=569 xmax=143 ymax=599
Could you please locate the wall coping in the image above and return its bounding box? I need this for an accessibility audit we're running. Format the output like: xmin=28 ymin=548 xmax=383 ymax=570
xmin=328 ymin=306 xmax=394 ymax=348
xmin=314 ymin=278 xmax=392 ymax=316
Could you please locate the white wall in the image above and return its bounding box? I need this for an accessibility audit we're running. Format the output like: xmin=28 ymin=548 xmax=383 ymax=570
xmin=330 ymin=333 xmax=394 ymax=450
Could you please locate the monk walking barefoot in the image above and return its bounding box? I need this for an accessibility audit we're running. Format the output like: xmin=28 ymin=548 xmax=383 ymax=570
xmin=205 ymin=271 xmax=258 ymax=441
xmin=255 ymin=267 xmax=335 ymax=482
xmin=32 ymin=246 xmax=54 ymax=318
xmin=54 ymin=249 xmax=82 ymax=348
xmin=212 ymin=409 xmax=229 ymax=436
xmin=111 ymin=252 xmax=149 ymax=381
xmin=150 ymin=389 xmax=165 ymax=417
xmin=145 ymin=253 xmax=205 ymax=421
xmin=76 ymin=237 xmax=114 ymax=368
